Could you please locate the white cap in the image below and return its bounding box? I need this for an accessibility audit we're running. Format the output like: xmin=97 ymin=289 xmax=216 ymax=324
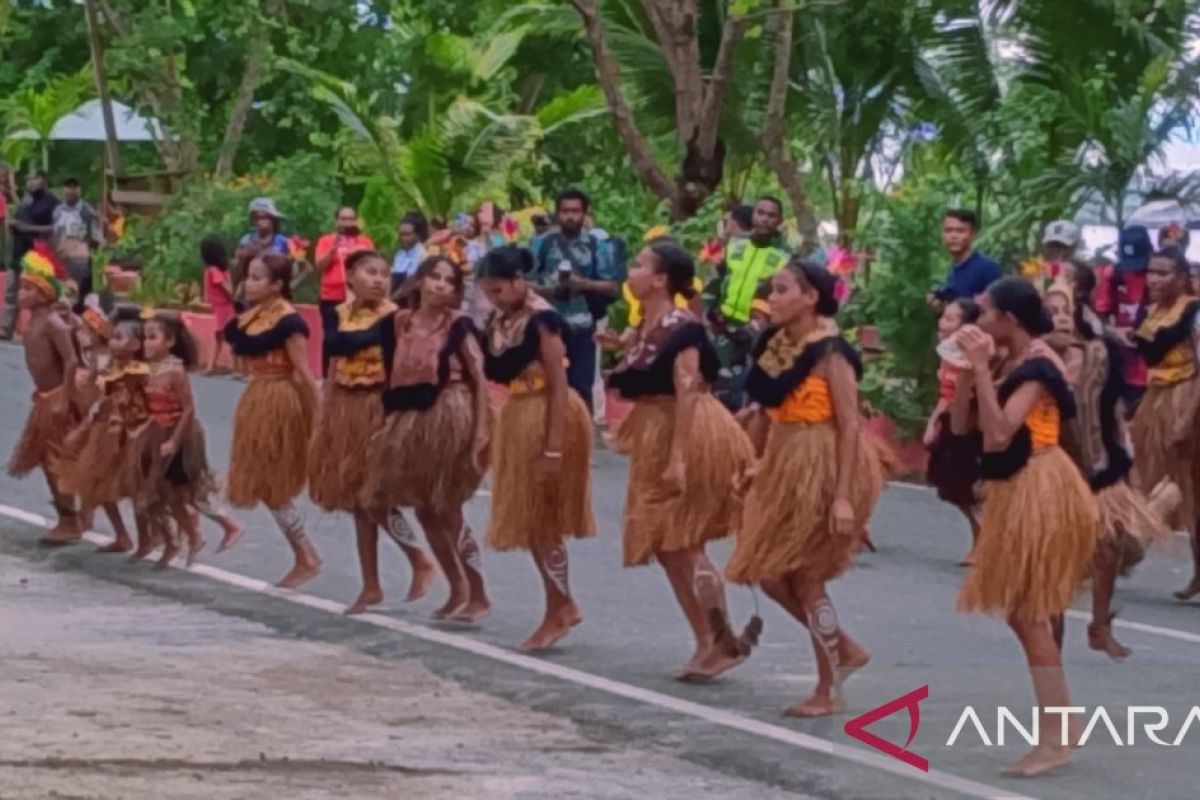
xmin=1043 ymin=220 xmax=1080 ymax=248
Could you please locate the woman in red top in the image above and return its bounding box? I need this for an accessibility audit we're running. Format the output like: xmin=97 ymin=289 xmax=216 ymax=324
xmin=202 ymin=237 xmax=236 ymax=374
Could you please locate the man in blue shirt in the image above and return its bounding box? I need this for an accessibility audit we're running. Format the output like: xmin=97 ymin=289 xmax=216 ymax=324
xmin=927 ymin=208 xmax=1001 ymax=312
xmin=531 ymin=188 xmax=624 ymax=411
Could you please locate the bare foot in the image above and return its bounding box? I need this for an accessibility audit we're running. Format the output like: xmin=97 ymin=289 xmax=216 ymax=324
xmin=96 ymin=536 xmax=134 ymax=554
xmin=155 ymin=539 xmax=181 ymax=570
xmin=1088 ymin=624 xmax=1131 ymax=661
xmin=39 ymin=521 xmax=82 ymax=547
xmin=1174 ymin=577 xmax=1200 ymax=602
xmin=520 ymin=606 xmax=581 ymax=652
xmin=679 ymin=649 xmax=746 ymax=683
xmin=432 ymin=594 xmax=469 ymax=620
xmin=216 ymin=521 xmax=245 ymax=553
xmin=344 ymin=587 xmax=384 ymax=615
xmin=449 ymin=600 xmax=492 ymax=624
xmin=1003 ymin=745 xmax=1072 ymax=777
xmin=784 ymin=694 xmax=845 ymax=718
xmin=405 ymin=559 xmax=438 ymax=602
xmin=837 ymin=643 xmax=871 ymax=685
xmin=186 ymin=537 xmax=207 ymax=567
xmin=276 ymin=559 xmax=321 ymax=589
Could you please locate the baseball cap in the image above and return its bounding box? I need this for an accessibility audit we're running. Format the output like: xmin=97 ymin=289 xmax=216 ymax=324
xmin=1042 ymin=220 xmax=1079 ymax=248
xmin=1117 ymin=225 xmax=1152 ymax=272
xmin=248 ymin=196 xmax=285 ymax=219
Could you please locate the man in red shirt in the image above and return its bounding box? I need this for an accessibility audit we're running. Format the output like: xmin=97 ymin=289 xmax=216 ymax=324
xmin=315 ymin=206 xmax=374 ymax=375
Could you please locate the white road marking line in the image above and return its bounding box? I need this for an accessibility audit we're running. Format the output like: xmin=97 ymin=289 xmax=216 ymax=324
xmin=1064 ymin=609 xmax=1200 ymax=645
xmin=0 ymin=504 xmax=1033 ymax=800
xmin=886 ymin=481 xmax=934 ymax=494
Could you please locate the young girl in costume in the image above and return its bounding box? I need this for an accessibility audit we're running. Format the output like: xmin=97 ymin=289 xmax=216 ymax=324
xmin=7 ymin=243 xmax=80 ymax=545
xmin=308 ymin=249 xmax=437 ymax=614
xmin=479 ymin=246 xmax=595 ymax=651
xmin=60 ymin=305 xmax=155 ymax=558
xmin=954 ymin=277 xmax=1098 ymax=776
xmin=139 ymin=312 xmax=217 ymax=567
xmin=925 ymin=299 xmax=983 ymax=560
xmin=1043 ymin=278 xmax=1176 ymax=660
xmin=224 ymin=251 xmax=322 ymax=588
xmin=361 ymin=255 xmax=491 ymax=622
xmin=605 ymin=240 xmax=756 ymax=681
xmin=725 ymin=260 xmax=889 ymax=717
xmin=1129 ymin=247 xmax=1200 ymax=601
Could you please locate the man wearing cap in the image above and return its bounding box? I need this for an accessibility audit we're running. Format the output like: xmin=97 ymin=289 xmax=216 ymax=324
xmin=1042 ymin=220 xmax=1080 ymax=265
xmin=1110 ymin=225 xmax=1153 ymax=408
xmin=927 ymin=208 xmax=1002 ymax=311
xmin=234 ymin=197 xmax=290 ymax=289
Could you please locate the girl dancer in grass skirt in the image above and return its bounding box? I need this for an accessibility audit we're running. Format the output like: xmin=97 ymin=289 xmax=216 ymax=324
xmin=308 ymin=250 xmax=437 ymax=614
xmin=360 ymin=255 xmax=492 ymax=622
xmin=478 ymin=246 xmax=595 ymax=651
xmin=224 ymin=252 xmax=322 ymax=589
xmin=1043 ymin=277 xmax=1177 ymax=660
xmin=953 ymin=277 xmax=1099 ymax=776
xmin=725 ymin=260 xmax=890 ymax=717
xmin=1128 ymin=247 xmax=1200 ymax=601
xmin=604 ymin=240 xmax=757 ymax=682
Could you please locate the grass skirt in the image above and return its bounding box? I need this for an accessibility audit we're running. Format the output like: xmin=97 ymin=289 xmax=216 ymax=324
xmin=726 ymin=421 xmax=887 ymax=585
xmin=614 ymin=395 xmax=753 ymax=567
xmin=308 ymin=385 xmax=382 ymax=513
xmin=137 ymin=418 xmax=215 ymax=511
xmin=1093 ymin=480 xmax=1175 ymax=577
xmin=8 ymin=388 xmax=74 ymax=478
xmin=228 ymin=376 xmax=313 ymax=509
xmin=1131 ymin=378 xmax=1199 ymax=530
xmin=360 ymin=383 xmax=484 ymax=511
xmin=488 ymin=390 xmax=595 ymax=551
xmin=58 ymin=418 xmax=148 ymax=506
xmin=958 ymin=446 xmax=1099 ymax=621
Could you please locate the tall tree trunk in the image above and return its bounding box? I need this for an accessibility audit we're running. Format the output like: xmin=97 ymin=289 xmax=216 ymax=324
xmin=761 ymin=3 xmax=820 ymax=251
xmin=83 ymin=0 xmax=122 ymax=179
xmin=215 ymin=0 xmax=282 ymax=179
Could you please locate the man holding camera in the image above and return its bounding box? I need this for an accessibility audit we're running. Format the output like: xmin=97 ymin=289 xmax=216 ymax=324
xmin=531 ymin=188 xmax=624 ymax=412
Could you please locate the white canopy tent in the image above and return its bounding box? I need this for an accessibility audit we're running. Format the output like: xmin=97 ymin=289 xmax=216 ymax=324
xmin=8 ymin=99 xmax=169 ymax=143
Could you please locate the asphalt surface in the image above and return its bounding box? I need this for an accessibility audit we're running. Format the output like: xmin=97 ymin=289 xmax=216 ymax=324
xmin=2 ymin=342 xmax=1199 ymax=800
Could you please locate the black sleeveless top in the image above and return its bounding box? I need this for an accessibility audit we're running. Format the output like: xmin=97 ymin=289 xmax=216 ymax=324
xmin=607 ymin=310 xmax=720 ymax=399
xmin=979 ymin=357 xmax=1075 ymax=481
xmin=483 ymin=308 xmax=565 ymax=384
xmin=744 ymin=327 xmax=862 ymax=409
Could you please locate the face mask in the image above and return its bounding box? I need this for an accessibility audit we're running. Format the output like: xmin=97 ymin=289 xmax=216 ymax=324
xmin=342 ymin=225 xmax=361 ymax=237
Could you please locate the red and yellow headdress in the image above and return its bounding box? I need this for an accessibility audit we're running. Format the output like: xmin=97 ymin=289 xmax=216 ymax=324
xmin=20 ymin=242 xmax=70 ymax=299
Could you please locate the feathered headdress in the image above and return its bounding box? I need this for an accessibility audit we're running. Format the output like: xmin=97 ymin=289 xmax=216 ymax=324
xmin=20 ymin=242 xmax=70 ymax=300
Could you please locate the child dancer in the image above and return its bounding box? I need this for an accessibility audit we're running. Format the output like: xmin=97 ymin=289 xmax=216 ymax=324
xmin=1128 ymin=247 xmax=1200 ymax=601
xmin=954 ymin=278 xmax=1098 ymax=776
xmin=605 ymin=240 xmax=756 ymax=681
xmin=361 ymin=255 xmax=491 ymax=622
xmin=140 ymin=312 xmax=214 ymax=567
xmin=308 ymin=250 xmax=437 ymax=614
xmin=725 ymin=260 xmax=889 ymax=717
xmin=925 ymin=298 xmax=983 ymax=559
xmin=224 ymin=252 xmax=322 ymax=588
xmin=201 ymin=236 xmax=237 ymax=375
xmin=1043 ymin=279 xmax=1176 ymax=659
xmin=60 ymin=305 xmax=154 ymax=558
xmin=479 ymin=246 xmax=595 ymax=651
xmin=6 ymin=243 xmax=80 ymax=545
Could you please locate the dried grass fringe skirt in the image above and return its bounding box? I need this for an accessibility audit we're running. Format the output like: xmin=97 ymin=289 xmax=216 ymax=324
xmin=137 ymin=418 xmax=215 ymax=510
xmin=488 ymin=390 xmax=594 ymax=551
xmin=360 ymin=383 xmax=484 ymax=512
xmin=58 ymin=417 xmax=148 ymax=507
xmin=958 ymin=446 xmax=1099 ymax=621
xmin=1130 ymin=378 xmax=1199 ymax=531
xmin=227 ymin=376 xmax=314 ymax=510
xmin=8 ymin=388 xmax=74 ymax=479
xmin=1092 ymin=479 xmax=1175 ymax=577
xmin=308 ymin=384 xmax=382 ymax=513
xmin=726 ymin=420 xmax=888 ymax=585
xmin=614 ymin=395 xmax=753 ymax=567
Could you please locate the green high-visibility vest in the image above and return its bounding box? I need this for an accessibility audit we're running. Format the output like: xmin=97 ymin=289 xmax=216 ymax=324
xmin=720 ymin=239 xmax=789 ymax=323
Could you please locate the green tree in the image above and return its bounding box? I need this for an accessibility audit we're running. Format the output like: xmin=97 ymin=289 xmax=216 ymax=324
xmin=1 ymin=68 xmax=93 ymax=171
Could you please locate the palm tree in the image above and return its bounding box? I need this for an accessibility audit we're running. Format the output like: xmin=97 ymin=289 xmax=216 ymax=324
xmin=1 ymin=68 xmax=93 ymax=172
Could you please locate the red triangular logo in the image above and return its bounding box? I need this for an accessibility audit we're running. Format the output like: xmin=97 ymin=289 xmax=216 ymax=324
xmin=843 ymin=685 xmax=929 ymax=772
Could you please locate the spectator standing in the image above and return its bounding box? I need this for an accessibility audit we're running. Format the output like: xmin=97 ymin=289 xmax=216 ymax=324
xmin=202 ymin=236 xmax=237 ymax=374
xmin=531 ymin=188 xmax=624 ymax=411
xmin=927 ymin=208 xmax=1001 ymax=310
xmin=315 ymin=206 xmax=375 ymax=375
xmin=234 ymin=197 xmax=289 ymax=292
xmin=390 ymin=212 xmax=428 ymax=296
xmin=1 ymin=171 xmax=59 ymax=339
xmin=52 ymin=177 xmax=101 ymax=311
xmin=1111 ymin=225 xmax=1153 ymax=409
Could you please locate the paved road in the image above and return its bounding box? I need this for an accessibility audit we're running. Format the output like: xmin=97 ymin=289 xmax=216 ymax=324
xmin=2 ymin=343 xmax=1199 ymax=799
